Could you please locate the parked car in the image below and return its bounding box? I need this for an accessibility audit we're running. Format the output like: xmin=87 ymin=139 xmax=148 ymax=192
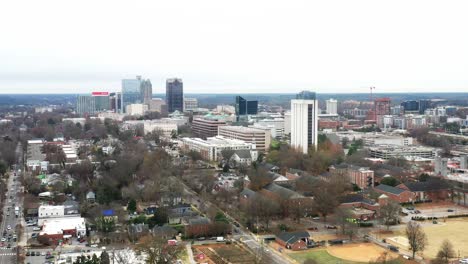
xmin=32 ymin=227 xmax=41 ymax=231
xmin=388 ymin=245 xmax=399 ymax=252
xmin=447 ymin=209 xmax=454 ymax=212
xmin=31 ymin=233 xmax=38 ymax=238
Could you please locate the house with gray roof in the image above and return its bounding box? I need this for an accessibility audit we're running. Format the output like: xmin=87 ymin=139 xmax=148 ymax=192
xmin=374 ymin=184 xmax=414 ymax=203
xmin=276 ymin=231 xmax=311 ymax=251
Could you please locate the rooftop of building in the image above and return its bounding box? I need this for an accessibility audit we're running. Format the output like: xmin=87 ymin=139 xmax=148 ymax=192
xmin=219 ymin=125 xmax=267 ymax=133
xmin=374 ymin=184 xmax=406 ymax=195
xmin=181 ymin=136 xmax=254 ymax=147
xmin=40 ymin=217 xmax=86 ymax=235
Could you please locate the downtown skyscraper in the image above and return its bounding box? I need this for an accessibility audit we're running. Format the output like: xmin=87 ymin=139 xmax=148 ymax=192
xmin=166 ymin=78 xmax=183 ymax=113
xmin=121 ymin=76 xmax=142 ymax=113
xmin=140 ymin=79 xmax=152 ymax=104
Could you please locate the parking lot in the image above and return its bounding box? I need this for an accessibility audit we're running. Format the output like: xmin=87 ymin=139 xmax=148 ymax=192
xmin=402 ymin=202 xmax=468 ymax=220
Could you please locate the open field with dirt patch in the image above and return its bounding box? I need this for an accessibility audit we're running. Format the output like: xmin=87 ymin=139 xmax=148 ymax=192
xmin=327 ymin=243 xmax=399 ymax=262
xmin=391 ymin=218 xmax=468 ymax=258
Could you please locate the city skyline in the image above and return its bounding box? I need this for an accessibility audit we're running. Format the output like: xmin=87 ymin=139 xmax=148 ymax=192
xmin=1 ymin=0 xmax=468 ymax=94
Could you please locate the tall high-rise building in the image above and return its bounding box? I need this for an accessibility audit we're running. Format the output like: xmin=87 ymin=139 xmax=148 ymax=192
xmin=235 ymin=96 xmax=258 ymax=121
xmin=291 ymin=91 xmax=318 ymax=154
xmin=326 ymin=98 xmax=338 ymax=115
xmin=166 ymin=78 xmax=184 ymax=113
xmin=92 ymin=92 xmax=110 ymax=112
xmin=76 ymin=95 xmax=95 ymax=116
xmin=140 ymin=79 xmax=153 ymax=104
xmin=121 ymin=76 xmax=143 ymax=113
xmin=374 ymin=98 xmax=391 ymax=127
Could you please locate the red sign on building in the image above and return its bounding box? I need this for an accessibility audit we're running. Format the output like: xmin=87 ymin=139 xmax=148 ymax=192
xmin=92 ymin=92 xmax=109 ymax=96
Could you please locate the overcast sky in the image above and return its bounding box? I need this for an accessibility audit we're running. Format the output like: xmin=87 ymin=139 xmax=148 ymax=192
xmin=1 ymin=0 xmax=468 ymax=94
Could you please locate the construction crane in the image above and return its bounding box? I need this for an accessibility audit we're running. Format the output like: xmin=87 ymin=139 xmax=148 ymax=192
xmin=369 ymin=86 xmax=375 ymax=101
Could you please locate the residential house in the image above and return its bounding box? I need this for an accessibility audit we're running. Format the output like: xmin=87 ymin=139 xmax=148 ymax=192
xmin=397 ymin=179 xmax=450 ymax=202
xmin=339 ymin=194 xmax=379 ymax=220
xmin=373 ymin=184 xmax=414 ymax=203
xmin=152 ymin=225 xmax=178 ymax=239
xmin=128 ymin=223 xmax=150 ymax=242
xmin=276 ymin=231 xmax=311 ymax=251
xmin=229 ymin=149 xmax=256 ymax=167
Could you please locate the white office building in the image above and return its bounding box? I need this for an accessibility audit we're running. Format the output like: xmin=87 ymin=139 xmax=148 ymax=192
xmin=291 ymin=92 xmax=318 ymax=154
xmin=183 ymin=98 xmax=198 ymax=112
xmin=180 ymin=136 xmax=257 ymax=161
xmin=326 ymin=99 xmax=338 ymax=115
xmin=125 ymin=104 xmax=149 ymax=116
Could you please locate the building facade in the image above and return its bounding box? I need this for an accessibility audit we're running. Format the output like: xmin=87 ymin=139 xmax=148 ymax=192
xmin=326 ymin=99 xmax=338 ymax=115
xmin=76 ymin=95 xmax=95 ymax=116
xmin=92 ymin=92 xmax=110 ymax=112
xmin=192 ymin=118 xmax=227 ymax=139
xmin=166 ymin=78 xmax=184 ymax=113
xmin=235 ymin=96 xmax=258 ymax=121
xmin=183 ymin=98 xmax=198 ymax=112
xmin=218 ymin=126 xmax=271 ymax=152
xmin=140 ymin=79 xmax=153 ymax=104
xmin=121 ymin=76 xmax=143 ymax=113
xmin=291 ymin=91 xmax=318 ymax=154
xmin=180 ymin=136 xmax=256 ymax=161
xmin=125 ymin=104 xmax=148 ymax=116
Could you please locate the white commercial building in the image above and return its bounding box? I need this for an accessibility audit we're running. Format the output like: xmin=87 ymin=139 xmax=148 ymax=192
xmin=291 ymin=95 xmax=318 ymax=154
xmin=218 ymin=126 xmax=271 ymax=152
xmin=183 ymin=98 xmax=198 ymax=112
xmin=180 ymin=136 xmax=257 ymax=161
xmin=40 ymin=217 xmax=86 ymax=238
xmin=125 ymin=104 xmax=149 ymax=116
xmin=326 ymin=99 xmax=338 ymax=115
xmin=123 ymin=120 xmax=178 ymax=137
xmin=284 ymin=112 xmax=291 ymax=135
xmin=254 ymin=118 xmax=285 ymax=139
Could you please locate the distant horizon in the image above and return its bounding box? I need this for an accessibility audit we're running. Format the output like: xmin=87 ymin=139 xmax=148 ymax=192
xmin=2 ymin=1 xmax=468 ymax=94
xmin=1 ymin=91 xmax=468 ymax=95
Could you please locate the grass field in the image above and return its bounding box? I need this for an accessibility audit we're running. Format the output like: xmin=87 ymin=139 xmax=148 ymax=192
xmin=393 ymin=219 xmax=468 ymax=258
xmin=289 ymin=249 xmax=364 ymax=264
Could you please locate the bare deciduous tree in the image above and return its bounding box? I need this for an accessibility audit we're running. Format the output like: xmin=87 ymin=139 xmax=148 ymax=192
xmin=436 ymin=239 xmax=456 ymax=264
xmin=380 ymin=201 xmax=401 ymax=230
xmin=405 ymin=221 xmax=428 ymax=259
xmin=135 ymin=235 xmax=183 ymax=264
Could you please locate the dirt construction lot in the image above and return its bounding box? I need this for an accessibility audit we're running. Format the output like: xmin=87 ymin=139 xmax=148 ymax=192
xmin=193 ymin=244 xmax=256 ymax=264
xmin=327 ymin=243 xmax=399 ymax=262
xmin=392 ymin=218 xmax=468 ymax=258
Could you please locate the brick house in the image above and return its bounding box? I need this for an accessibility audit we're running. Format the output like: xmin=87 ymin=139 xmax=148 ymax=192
xmin=397 ymin=179 xmax=450 ymax=202
xmin=339 ymin=194 xmax=379 ymax=220
xmin=373 ymin=184 xmax=414 ymax=203
xmin=259 ymin=183 xmax=313 ymax=216
xmin=276 ymin=231 xmax=311 ymax=251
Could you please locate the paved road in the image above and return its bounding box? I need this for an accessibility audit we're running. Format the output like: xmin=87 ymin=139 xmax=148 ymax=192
xmin=178 ymin=176 xmax=290 ymax=264
xmin=0 ymin=143 xmax=22 ymax=264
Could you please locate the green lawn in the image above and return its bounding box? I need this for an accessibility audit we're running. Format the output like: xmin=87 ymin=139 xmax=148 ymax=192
xmin=289 ymin=249 xmax=404 ymax=264
xmin=289 ymin=250 xmax=364 ymax=264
